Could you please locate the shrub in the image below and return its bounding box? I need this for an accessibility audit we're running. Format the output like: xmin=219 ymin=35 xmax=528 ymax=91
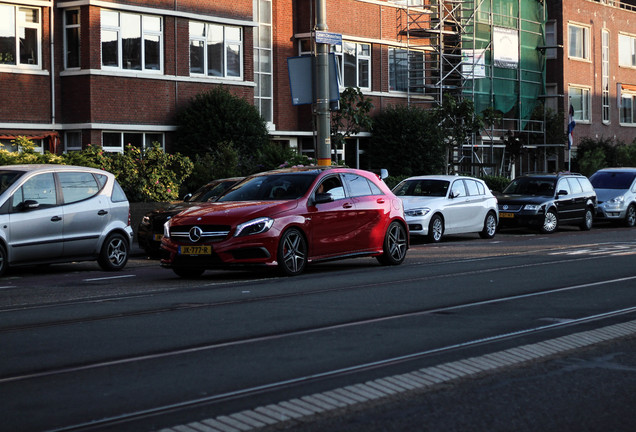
xmin=0 ymin=138 xmax=193 ymax=202
xmin=480 ymin=175 xmax=511 ymax=193
xmin=368 ymin=105 xmax=445 ymax=177
xmin=174 ymin=86 xmax=270 ymax=165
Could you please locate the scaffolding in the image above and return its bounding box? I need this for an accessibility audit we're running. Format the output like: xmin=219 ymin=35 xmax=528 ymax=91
xmin=395 ymin=0 xmax=551 ymax=177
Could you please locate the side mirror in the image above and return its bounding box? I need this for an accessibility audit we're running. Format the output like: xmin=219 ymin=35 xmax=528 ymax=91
xmin=313 ymin=192 xmax=334 ymax=205
xmin=23 ymin=199 xmax=40 ymax=210
xmin=182 ymin=193 xmax=193 ymax=202
xmin=380 ymin=169 xmax=389 ymax=180
xmin=557 ymin=190 xmax=568 ymax=197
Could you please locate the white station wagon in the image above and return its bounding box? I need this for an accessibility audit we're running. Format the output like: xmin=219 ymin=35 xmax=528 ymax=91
xmin=393 ymin=175 xmax=498 ymax=242
xmin=0 ymin=164 xmax=133 ymax=276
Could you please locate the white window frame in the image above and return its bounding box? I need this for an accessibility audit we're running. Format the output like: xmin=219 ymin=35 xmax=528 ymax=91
xmin=568 ymin=23 xmax=590 ymax=61
xmin=0 ymin=4 xmax=42 ymax=69
xmin=619 ymin=33 xmax=636 ymax=68
xmin=102 ymin=132 xmax=165 ymax=153
xmin=602 ymin=29 xmax=610 ymax=124
xmin=254 ymin=0 xmax=272 ymax=123
xmin=619 ymin=87 xmax=636 ymax=126
xmin=334 ymin=41 xmax=371 ymax=90
xmin=569 ymin=85 xmax=592 ymax=124
xmin=100 ymin=9 xmax=164 ymax=73
xmin=64 ymin=131 xmax=82 ymax=152
xmin=189 ymin=21 xmax=243 ymax=79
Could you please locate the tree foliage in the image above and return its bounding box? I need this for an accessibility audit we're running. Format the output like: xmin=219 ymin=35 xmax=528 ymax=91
xmin=367 ymin=104 xmax=445 ymax=177
xmin=174 ymin=86 xmax=270 ymax=160
xmin=330 ymin=87 xmax=374 ymax=150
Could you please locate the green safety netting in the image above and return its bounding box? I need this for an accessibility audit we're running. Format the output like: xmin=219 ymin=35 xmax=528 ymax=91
xmin=462 ymin=0 xmax=545 ymax=130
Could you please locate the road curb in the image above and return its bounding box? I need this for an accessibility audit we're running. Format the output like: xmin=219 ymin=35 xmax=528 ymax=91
xmin=158 ymin=319 xmax=636 ymax=432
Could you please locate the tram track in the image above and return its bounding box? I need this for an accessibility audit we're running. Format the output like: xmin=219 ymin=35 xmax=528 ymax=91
xmin=0 ymin=251 xmax=621 ymax=335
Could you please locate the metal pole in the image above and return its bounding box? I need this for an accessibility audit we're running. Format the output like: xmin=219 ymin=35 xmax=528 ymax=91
xmin=315 ymin=0 xmax=331 ymax=166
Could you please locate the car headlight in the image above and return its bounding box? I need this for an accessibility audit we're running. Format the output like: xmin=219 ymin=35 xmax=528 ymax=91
xmin=140 ymin=215 xmax=151 ymax=226
xmin=235 ymin=217 xmax=274 ymax=237
xmin=607 ymin=196 xmax=625 ymax=206
xmin=523 ymin=204 xmax=542 ymax=211
xmin=405 ymin=208 xmax=430 ymax=217
xmin=163 ymin=220 xmax=171 ymax=239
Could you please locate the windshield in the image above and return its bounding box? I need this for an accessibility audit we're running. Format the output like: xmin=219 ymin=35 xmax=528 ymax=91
xmin=189 ymin=179 xmax=239 ymax=202
xmin=503 ymin=178 xmax=555 ymax=196
xmin=0 ymin=171 xmax=24 ymax=195
xmin=218 ymin=173 xmax=319 ymax=202
xmin=590 ymin=171 xmax=636 ymax=190
xmin=393 ymin=179 xmax=449 ymax=197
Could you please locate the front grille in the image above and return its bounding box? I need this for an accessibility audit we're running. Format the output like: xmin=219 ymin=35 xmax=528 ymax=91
xmin=170 ymin=224 xmax=231 ymax=243
xmin=498 ymin=204 xmax=523 ymax=211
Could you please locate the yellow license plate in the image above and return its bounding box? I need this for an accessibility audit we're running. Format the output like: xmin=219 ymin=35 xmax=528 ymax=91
xmin=179 ymin=245 xmax=212 ymax=255
xmin=499 ymin=212 xmax=515 ymax=218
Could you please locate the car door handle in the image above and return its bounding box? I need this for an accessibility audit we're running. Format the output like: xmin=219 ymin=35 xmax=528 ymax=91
xmin=51 ymin=216 xmax=62 ymax=222
xmin=98 ymin=210 xmax=108 ymax=216
xmin=376 ymin=198 xmax=385 ymax=204
xmin=342 ymin=203 xmax=353 ymax=209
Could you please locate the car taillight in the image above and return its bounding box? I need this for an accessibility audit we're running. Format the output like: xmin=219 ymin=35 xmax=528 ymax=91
xmin=128 ymin=210 xmax=131 ymax=226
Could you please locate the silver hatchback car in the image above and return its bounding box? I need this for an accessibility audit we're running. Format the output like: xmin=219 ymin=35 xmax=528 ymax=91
xmin=590 ymin=167 xmax=636 ymax=227
xmin=0 ymin=164 xmax=133 ymax=276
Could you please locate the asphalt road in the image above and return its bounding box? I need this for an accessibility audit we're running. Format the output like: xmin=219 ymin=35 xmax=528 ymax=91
xmin=0 ymin=225 xmax=635 ymax=432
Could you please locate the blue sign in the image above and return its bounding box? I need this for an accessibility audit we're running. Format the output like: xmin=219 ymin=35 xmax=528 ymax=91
xmin=315 ymin=31 xmax=342 ymax=46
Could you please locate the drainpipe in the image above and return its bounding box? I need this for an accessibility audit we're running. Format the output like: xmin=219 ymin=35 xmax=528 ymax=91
xmin=50 ymin=6 xmax=55 ymax=127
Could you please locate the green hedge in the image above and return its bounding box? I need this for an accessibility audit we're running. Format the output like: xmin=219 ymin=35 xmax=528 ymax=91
xmin=0 ymin=138 xmax=193 ymax=202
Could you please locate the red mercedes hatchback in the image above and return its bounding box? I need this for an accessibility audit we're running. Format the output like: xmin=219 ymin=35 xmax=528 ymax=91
xmin=160 ymin=166 xmax=408 ymax=277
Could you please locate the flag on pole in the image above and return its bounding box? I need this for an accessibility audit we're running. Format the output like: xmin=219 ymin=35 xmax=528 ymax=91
xmin=567 ymin=105 xmax=576 ymax=150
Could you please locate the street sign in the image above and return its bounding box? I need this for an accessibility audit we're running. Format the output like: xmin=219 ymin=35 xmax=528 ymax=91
xmin=315 ymin=31 xmax=342 ymax=46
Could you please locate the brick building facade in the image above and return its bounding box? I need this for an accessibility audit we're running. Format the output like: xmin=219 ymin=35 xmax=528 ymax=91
xmin=0 ymin=0 xmax=635 ymax=172
xmin=547 ymin=0 xmax=636 ymax=155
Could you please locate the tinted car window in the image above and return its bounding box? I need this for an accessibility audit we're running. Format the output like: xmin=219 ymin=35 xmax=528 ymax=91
xmin=12 ymin=173 xmax=57 ymax=209
xmin=590 ymin=171 xmax=636 ymax=189
xmin=567 ymin=177 xmax=583 ymax=194
xmin=189 ymin=180 xmax=237 ymax=202
xmin=451 ymin=180 xmax=466 ymax=197
xmin=0 ymin=171 xmax=23 ymax=195
xmin=317 ymin=175 xmax=345 ymax=200
xmin=344 ymin=174 xmax=373 ymax=197
xmin=393 ymin=179 xmax=449 ymax=197
xmin=219 ymin=173 xmax=319 ymax=202
xmin=59 ymin=172 xmax=100 ymax=204
xmin=503 ymin=178 xmax=555 ymax=196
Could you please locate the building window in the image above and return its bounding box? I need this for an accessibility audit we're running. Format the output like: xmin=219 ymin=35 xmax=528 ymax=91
xmin=102 ymin=132 xmax=164 ymax=153
xmin=568 ymin=24 xmax=590 ymax=60
xmin=254 ymin=0 xmax=273 ymax=123
xmin=620 ymin=87 xmax=636 ymax=125
xmin=602 ymin=30 xmax=610 ymax=124
xmin=0 ymin=138 xmax=43 ymax=153
xmin=189 ymin=22 xmax=242 ymax=78
xmin=545 ymin=20 xmax=557 ymax=60
xmin=619 ymin=33 xmax=636 ymax=68
xmin=64 ymin=131 xmax=82 ymax=152
xmin=0 ymin=4 xmax=41 ymax=67
xmin=389 ymin=48 xmax=424 ymax=93
xmin=101 ymin=10 xmax=163 ymax=72
xmin=334 ymin=42 xmax=371 ymax=89
xmin=64 ymin=9 xmax=80 ymax=69
xmin=569 ymin=86 xmax=591 ymax=123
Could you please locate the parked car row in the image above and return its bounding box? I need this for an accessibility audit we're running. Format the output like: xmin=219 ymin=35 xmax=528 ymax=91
xmin=0 ymin=164 xmax=633 ymax=278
